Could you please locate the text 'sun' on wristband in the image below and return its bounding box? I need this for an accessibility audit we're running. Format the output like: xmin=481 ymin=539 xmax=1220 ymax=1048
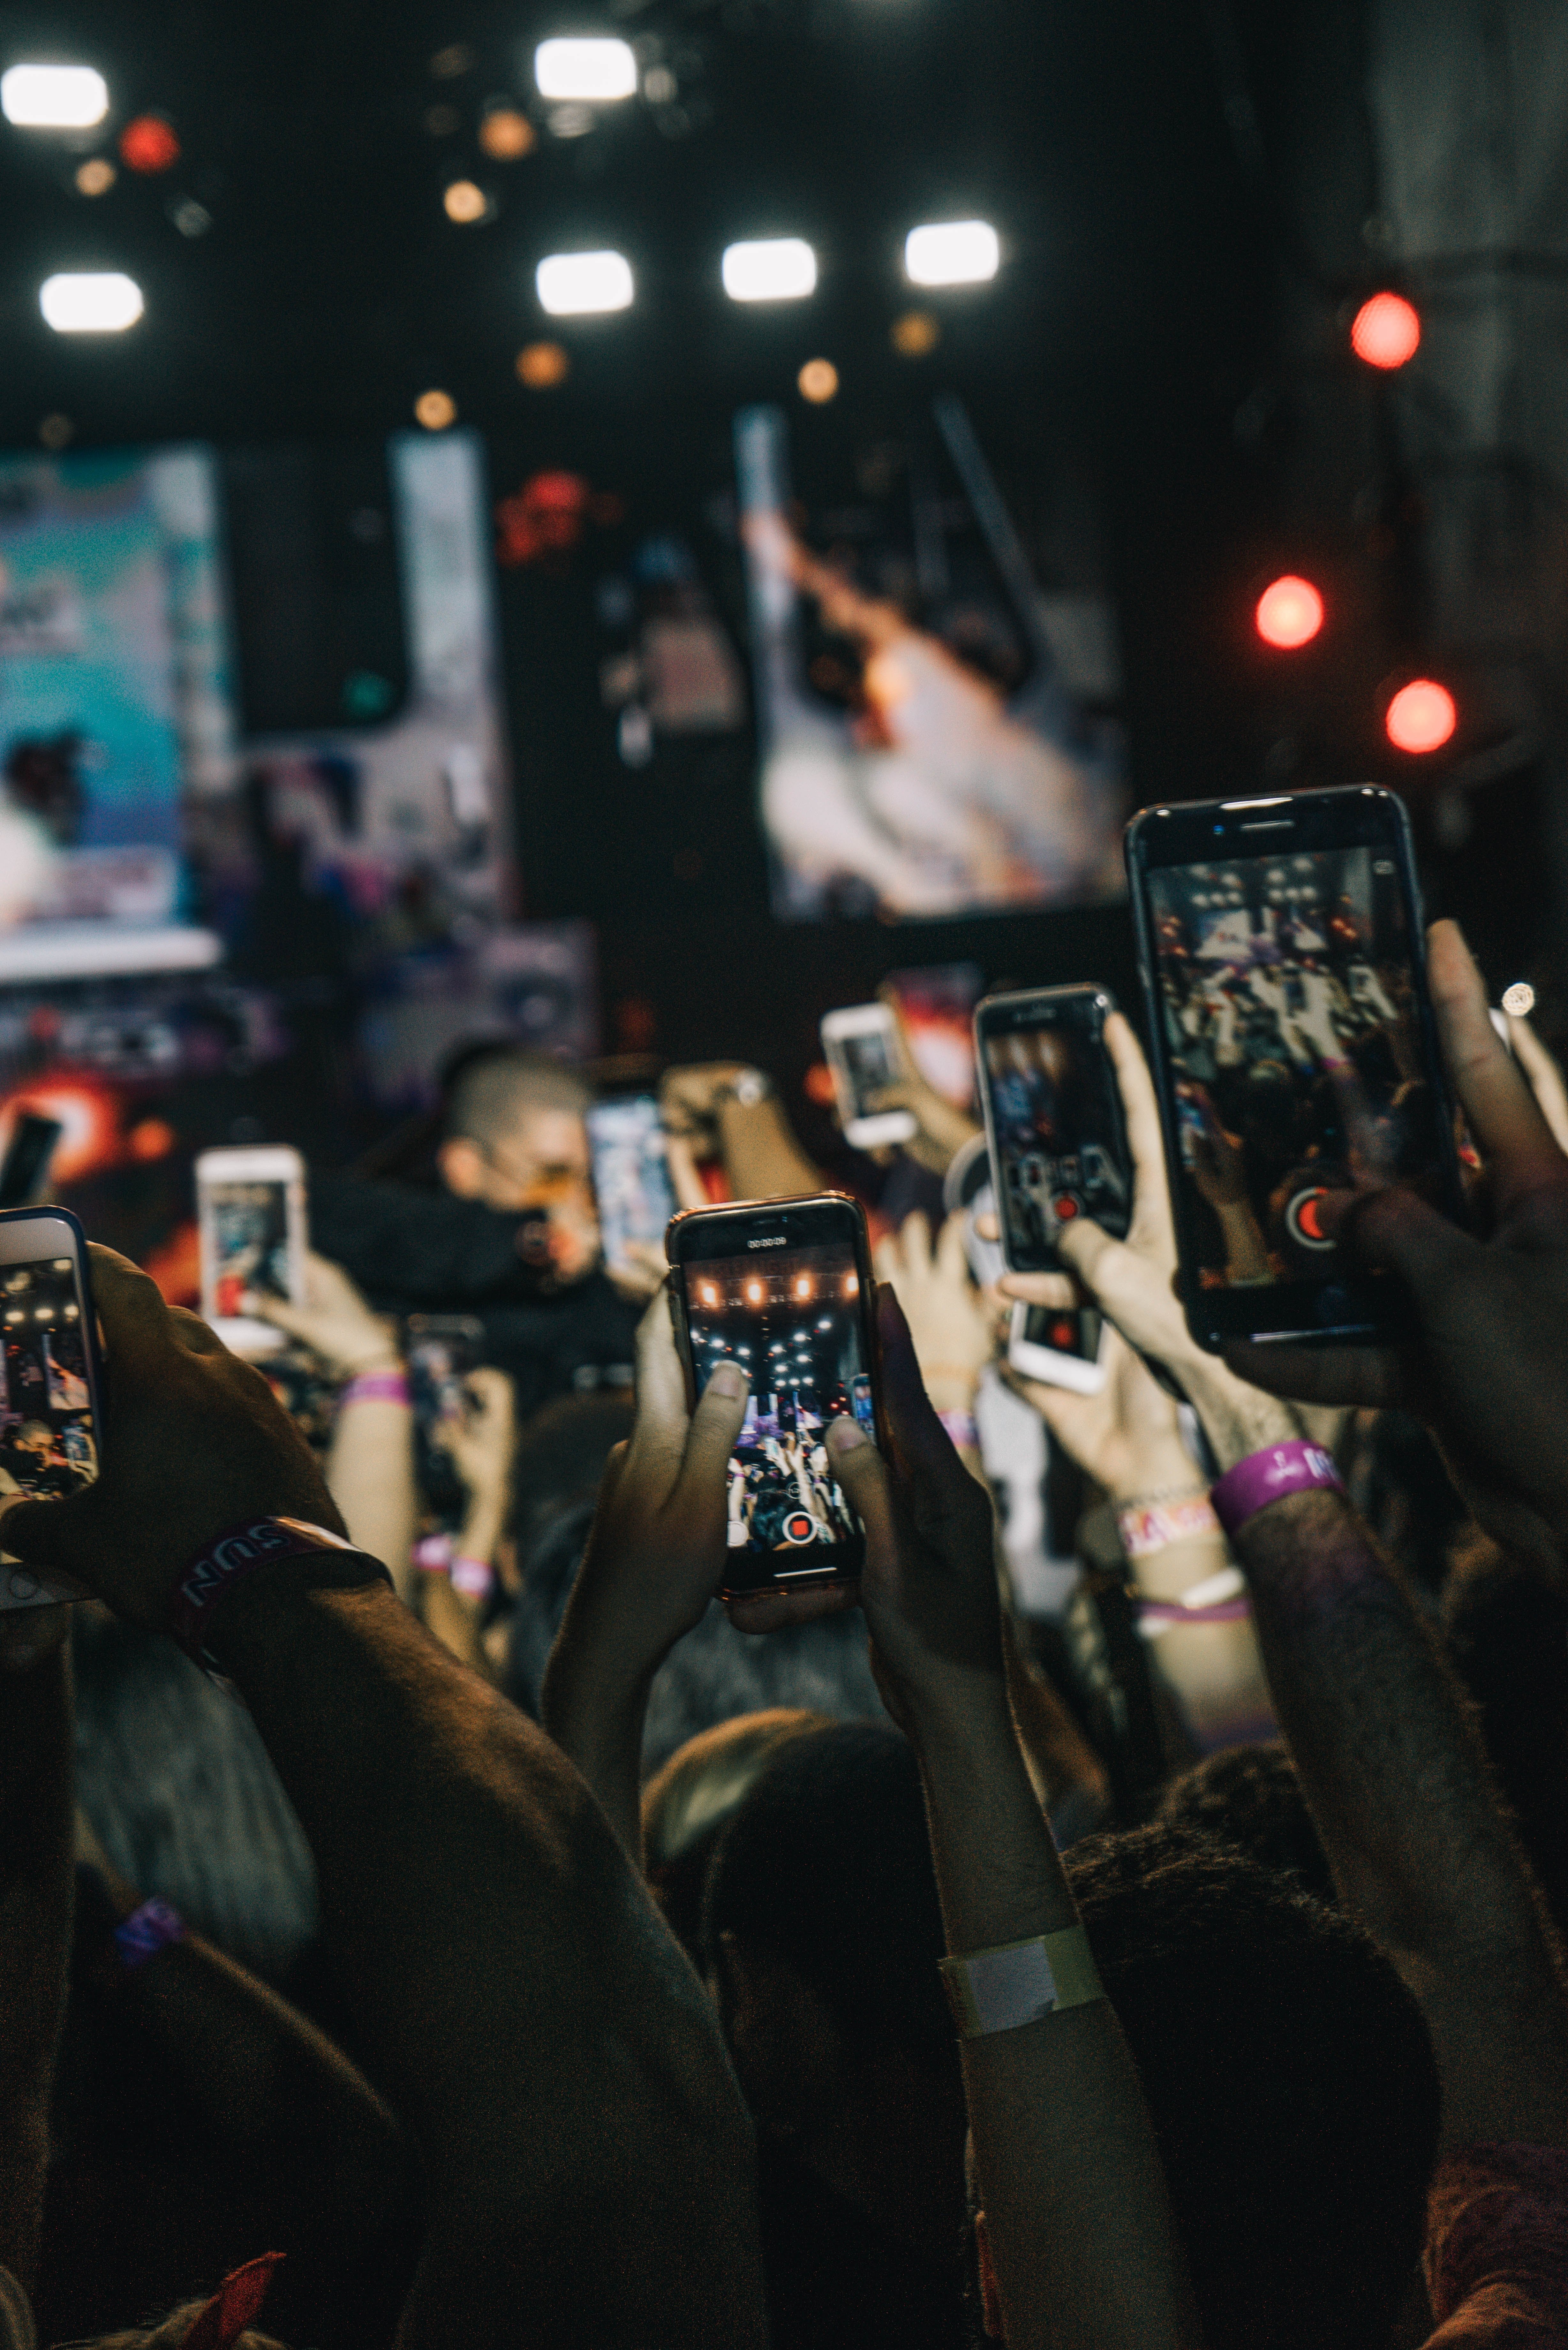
xmin=168 ymin=1516 xmax=391 ymax=1671
xmin=939 ymin=1927 xmax=1104 ymax=2039
xmin=1209 ymin=1439 xmax=1345 ymax=1539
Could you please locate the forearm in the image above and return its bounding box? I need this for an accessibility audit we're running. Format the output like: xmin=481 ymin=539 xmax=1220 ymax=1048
xmin=215 ymin=1572 xmax=764 ymax=2345
xmin=539 ymin=1623 xmax=649 ymax=1861
xmin=717 ymin=1099 xmax=822 ymax=1201
xmin=0 ymin=1643 xmax=73 ymax=2289
xmin=910 ymin=1681 xmax=1201 ymax=2350
xmin=421 ymin=1490 xmax=508 ymax=1674
xmin=328 ymin=1399 xmax=418 ymax=1603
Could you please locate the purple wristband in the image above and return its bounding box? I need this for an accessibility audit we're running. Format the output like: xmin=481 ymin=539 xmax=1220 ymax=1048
xmin=1210 ymin=1440 xmax=1345 ymax=1537
xmin=114 ymin=1896 xmax=186 ymax=1970
xmin=339 ymin=1369 xmax=409 ymax=1410
xmin=938 ymin=1409 xmax=979 ymax=1452
xmin=168 ymin=1516 xmax=388 ymax=1669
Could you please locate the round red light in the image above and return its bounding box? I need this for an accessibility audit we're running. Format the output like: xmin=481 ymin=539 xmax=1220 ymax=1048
xmin=1385 ymin=679 xmax=1456 ymax=754
xmin=119 ymin=115 xmax=180 ymax=173
xmin=1255 ymin=575 xmax=1324 ymax=649
xmin=1351 ymin=292 xmax=1420 ymax=370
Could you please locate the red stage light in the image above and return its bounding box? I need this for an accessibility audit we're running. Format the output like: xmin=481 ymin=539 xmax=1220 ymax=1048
xmin=119 ymin=115 xmax=180 ymax=173
xmin=1255 ymin=574 xmax=1324 ymax=649
xmin=1385 ymin=679 xmax=1456 ymax=753
xmin=1351 ymin=292 xmax=1420 ymax=370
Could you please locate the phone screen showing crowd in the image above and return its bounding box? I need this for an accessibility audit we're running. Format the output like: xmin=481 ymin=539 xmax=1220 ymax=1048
xmin=0 ymin=1259 xmax=98 ymax=1503
xmin=1147 ymin=844 xmax=1448 ymax=1290
xmin=684 ymin=1239 xmax=875 ymax=1582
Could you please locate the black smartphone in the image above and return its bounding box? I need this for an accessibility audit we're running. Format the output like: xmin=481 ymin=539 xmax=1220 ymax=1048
xmin=975 ymin=985 xmax=1132 ymax=1274
xmin=665 ymin=1191 xmax=884 ymax=1599
xmin=0 ymin=1116 xmax=63 ymax=1211
xmin=405 ymin=1313 xmax=486 ymax=1528
xmin=0 ymin=1206 xmax=105 ymax=1607
xmin=1125 ymin=784 xmax=1465 ymax=1350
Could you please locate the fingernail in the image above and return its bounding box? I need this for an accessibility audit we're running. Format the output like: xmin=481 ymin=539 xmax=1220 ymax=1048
xmin=709 ymin=1361 xmax=746 ymax=1399
xmin=827 ymin=1416 xmax=866 ymax=1454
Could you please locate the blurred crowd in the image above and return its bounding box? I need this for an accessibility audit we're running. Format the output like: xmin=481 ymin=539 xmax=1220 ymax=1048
xmin=0 ymin=919 xmax=1564 ymax=2348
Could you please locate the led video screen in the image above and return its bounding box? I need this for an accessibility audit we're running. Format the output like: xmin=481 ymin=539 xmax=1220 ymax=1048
xmin=735 ymin=401 xmax=1125 ymax=922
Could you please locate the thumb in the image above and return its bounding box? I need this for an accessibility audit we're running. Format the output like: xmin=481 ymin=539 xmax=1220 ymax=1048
xmin=1 ymin=1484 xmax=110 ymax=1590
xmin=1330 ymin=1183 xmax=1474 ymax=1296
xmin=825 ymin=1417 xmax=898 ymax=1564
xmin=671 ymin=1360 xmax=751 ymax=1517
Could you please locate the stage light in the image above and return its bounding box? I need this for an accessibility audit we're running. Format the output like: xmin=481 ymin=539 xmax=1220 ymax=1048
xmin=75 ymin=157 xmax=116 ymax=194
xmin=797 ymin=357 xmax=837 ymax=403
xmin=1502 ymin=981 xmax=1535 ymax=1018
xmin=479 ymin=107 xmax=534 ymax=159
xmin=793 ymin=1273 xmax=814 ymax=1300
xmin=40 ymin=272 xmax=142 ymax=331
xmin=745 ymin=1277 xmax=765 ymax=1304
xmin=1352 ymin=292 xmax=1420 ymax=370
xmin=119 ymin=115 xmax=179 ymax=173
xmin=843 ymin=1271 xmax=859 ymax=1297
xmin=534 ymin=38 xmax=637 ymax=101
xmin=1255 ymin=575 xmax=1324 ymax=649
xmin=891 ymin=308 xmax=939 ymax=356
xmin=443 ymin=178 xmax=488 ymax=222
xmin=1385 ymin=678 xmax=1455 ymax=753
xmin=536 ymin=249 xmax=633 ymax=315
xmin=516 ymin=340 xmax=569 ymax=387
xmin=722 ymin=238 xmax=816 ymax=302
xmin=414 ymin=388 xmax=457 ymax=429
xmin=904 ymin=219 xmax=999 ymax=287
xmin=2 ymin=64 xmax=108 ymax=127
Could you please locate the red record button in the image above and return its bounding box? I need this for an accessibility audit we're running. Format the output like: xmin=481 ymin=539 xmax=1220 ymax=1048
xmin=1053 ymin=1194 xmax=1080 ymax=1220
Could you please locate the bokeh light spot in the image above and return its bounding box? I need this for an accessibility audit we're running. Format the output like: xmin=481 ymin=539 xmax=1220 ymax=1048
xmin=1352 ymin=292 xmax=1421 ymax=370
xmin=1385 ymin=678 xmax=1456 ymax=753
xmin=1255 ymin=575 xmax=1324 ymax=649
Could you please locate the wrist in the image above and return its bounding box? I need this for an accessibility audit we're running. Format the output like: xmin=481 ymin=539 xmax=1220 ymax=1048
xmin=195 ymin=1551 xmax=397 ymax=1684
xmin=1177 ymin=1358 xmax=1300 ymax=1473
xmin=1103 ymin=1442 xmax=1201 ymax=1509
xmin=899 ymin=1665 xmax=1014 ymax=1767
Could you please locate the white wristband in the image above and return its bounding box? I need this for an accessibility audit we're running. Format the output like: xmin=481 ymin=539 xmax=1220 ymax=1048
xmin=939 ymin=1926 xmax=1104 ymax=2038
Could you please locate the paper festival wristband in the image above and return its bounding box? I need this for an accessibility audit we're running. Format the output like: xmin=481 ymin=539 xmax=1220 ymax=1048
xmin=168 ymin=1517 xmax=392 ymax=1671
xmin=939 ymin=1927 xmax=1105 ymax=2039
xmin=1116 ymin=1494 xmax=1222 ymax=1560
xmin=114 ymin=1896 xmax=187 ymax=1971
xmin=1210 ymin=1440 xmax=1345 ymax=1539
xmin=339 ymin=1368 xmax=410 ymax=1410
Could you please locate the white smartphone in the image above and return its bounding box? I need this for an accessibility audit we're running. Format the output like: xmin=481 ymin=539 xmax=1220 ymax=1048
xmin=821 ymin=1004 xmax=917 ymax=1150
xmin=0 ymin=1206 xmax=101 ymax=1608
xmin=196 ymin=1145 xmax=307 ymax=1359
xmin=1007 ymin=1300 xmax=1108 ymax=1395
xmin=587 ymin=1096 xmax=677 ymax=1275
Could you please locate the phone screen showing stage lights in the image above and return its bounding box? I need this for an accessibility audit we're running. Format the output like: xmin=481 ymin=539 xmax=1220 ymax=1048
xmin=682 ymin=1238 xmax=875 ymax=1588
xmin=1146 ymin=844 xmax=1448 ymax=1289
xmin=0 ymin=1258 xmax=98 ymax=1505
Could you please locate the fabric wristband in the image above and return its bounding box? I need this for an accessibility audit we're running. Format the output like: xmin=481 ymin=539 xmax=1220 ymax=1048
xmin=939 ymin=1926 xmax=1104 ymax=2039
xmin=1210 ymin=1439 xmax=1345 ymax=1538
xmin=938 ymin=1409 xmax=979 ymax=1452
xmin=414 ymin=1532 xmax=454 ymax=1574
xmin=339 ymin=1368 xmax=409 ymax=1409
xmin=1117 ymin=1493 xmax=1222 ymax=1559
xmin=168 ymin=1516 xmax=390 ymax=1671
xmin=449 ymin=1554 xmax=494 ymax=1601
xmin=114 ymin=1895 xmax=186 ymax=1971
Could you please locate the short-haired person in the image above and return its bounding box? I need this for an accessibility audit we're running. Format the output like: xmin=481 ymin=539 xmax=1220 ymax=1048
xmin=310 ymin=1043 xmax=641 ymax=1414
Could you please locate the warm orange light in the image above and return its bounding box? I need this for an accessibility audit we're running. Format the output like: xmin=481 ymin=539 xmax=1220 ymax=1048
xmin=843 ymin=1271 xmax=859 ymax=1297
xmin=797 ymin=358 xmax=838 ymax=404
xmin=480 ymin=107 xmax=535 ymax=159
xmin=75 ymin=157 xmax=115 ymax=196
xmin=415 ymin=389 xmax=457 ymax=430
xmin=443 ymin=179 xmax=488 ymax=223
xmin=698 ymin=1281 xmax=720 ymax=1308
xmin=1385 ymin=678 xmax=1456 ymax=753
xmin=1351 ymin=292 xmax=1420 ymax=370
xmin=793 ymin=1273 xmax=813 ymax=1300
xmin=119 ymin=116 xmax=179 ymax=173
xmin=516 ymin=340 xmax=569 ymax=388
xmin=745 ymin=1278 xmax=765 ymax=1305
xmin=1255 ymin=575 xmax=1324 ymax=650
xmin=891 ymin=310 xmax=939 ymax=357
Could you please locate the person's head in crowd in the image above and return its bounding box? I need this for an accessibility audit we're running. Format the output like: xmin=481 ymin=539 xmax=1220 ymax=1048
xmin=436 ymin=1044 xmax=593 ymax=1216
xmin=704 ymin=1723 xmax=966 ymax=2249
xmin=1155 ymin=1742 xmax=1336 ymax=1906
xmin=963 ymin=1824 xmax=1437 ymax=2350
xmin=1444 ymin=1528 xmax=1568 ymax=1936
xmin=641 ymin=1708 xmax=832 ymax=1963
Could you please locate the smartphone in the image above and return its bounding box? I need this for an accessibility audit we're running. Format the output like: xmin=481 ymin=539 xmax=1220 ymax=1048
xmin=196 ymin=1146 xmax=307 ymax=1358
xmin=666 ymin=1191 xmax=884 ymax=1598
xmin=820 ymin=1006 xmax=917 ymax=1150
xmin=1008 ymin=1300 xmax=1107 ymax=1395
xmin=0 ymin=1207 xmax=102 ymax=1608
xmin=976 ymin=985 xmax=1132 ymax=1274
xmin=587 ymin=1096 xmax=677 ymax=1274
xmin=1125 ymin=785 xmax=1465 ymax=1350
xmin=405 ymin=1313 xmax=486 ymax=1528
xmin=0 ymin=1115 xmax=63 ymax=1210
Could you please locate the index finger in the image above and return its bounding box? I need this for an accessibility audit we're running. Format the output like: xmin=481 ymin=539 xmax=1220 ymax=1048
xmin=1427 ymin=921 xmax=1568 ymax=1213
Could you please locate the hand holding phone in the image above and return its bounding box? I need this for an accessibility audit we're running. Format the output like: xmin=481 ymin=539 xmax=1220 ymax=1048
xmin=820 ymin=1006 xmax=918 ymax=1150
xmin=0 ymin=1209 xmax=103 ymax=1610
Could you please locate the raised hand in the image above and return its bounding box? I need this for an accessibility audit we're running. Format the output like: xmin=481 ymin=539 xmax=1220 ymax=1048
xmin=242 ymin=1250 xmax=399 ymax=1381
xmin=872 ymin=1210 xmax=993 ymax=1414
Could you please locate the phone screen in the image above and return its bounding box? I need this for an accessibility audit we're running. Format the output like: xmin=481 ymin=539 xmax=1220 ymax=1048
xmin=1145 ymin=843 xmax=1449 ymax=1290
xmin=206 ymin=1181 xmax=293 ymax=1318
xmin=980 ymin=996 xmax=1130 ymax=1271
xmin=835 ymin=1026 xmax=900 ymax=1123
xmin=587 ymin=1098 xmax=676 ymax=1268
xmin=0 ymin=1256 xmax=98 ymax=1502
xmin=406 ymin=1317 xmax=484 ymax=1530
xmin=682 ymin=1236 xmax=874 ymax=1585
